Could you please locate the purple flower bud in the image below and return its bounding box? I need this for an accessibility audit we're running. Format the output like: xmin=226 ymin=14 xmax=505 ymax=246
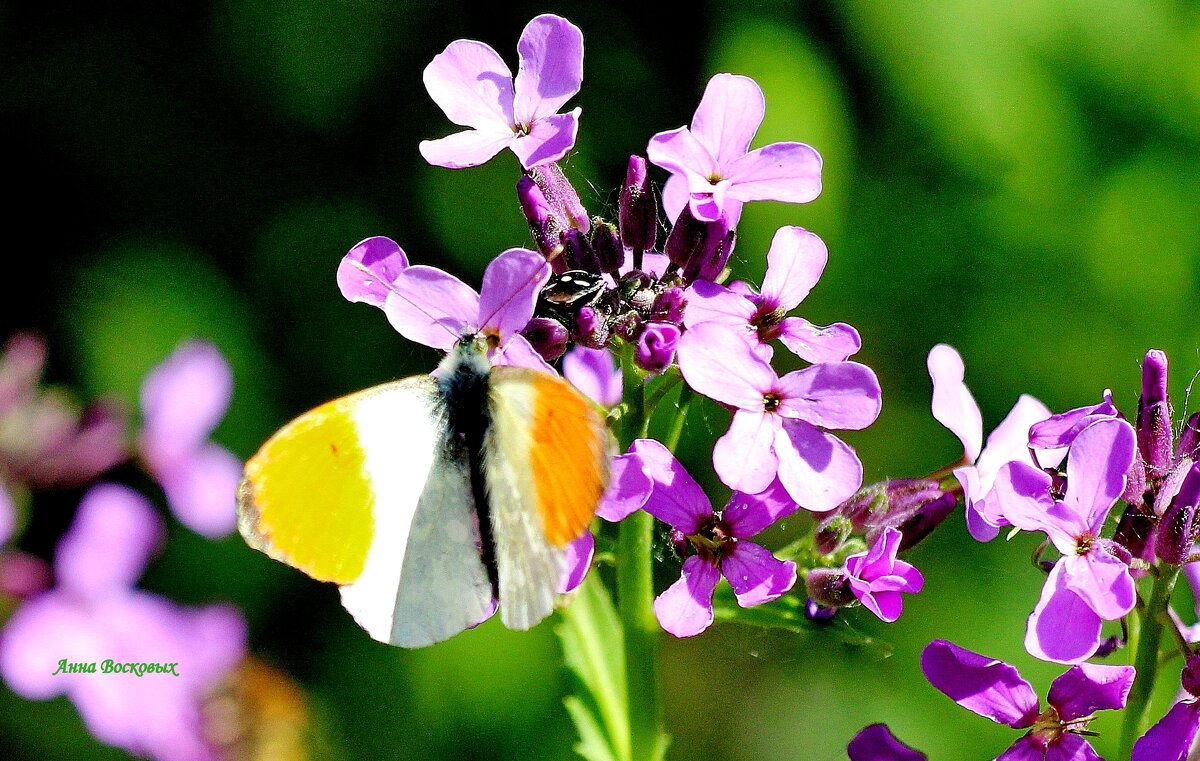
xmin=618 ymin=155 xmax=657 ymax=252
xmin=1154 ymin=463 xmax=1200 ymax=565
xmin=1113 ymin=503 xmax=1156 ymax=563
xmin=1179 ymin=412 xmax=1200 ymax=460
xmin=563 ymin=229 xmax=601 ymax=273
xmin=1137 ymin=349 xmax=1173 ymax=477
xmin=528 ymin=163 xmax=589 ymax=234
xmin=805 ymin=567 xmax=855 ymax=609
xmin=803 ymin=599 xmax=837 ymax=623
xmin=590 ymin=220 xmax=623 ymax=274
xmin=1182 ymin=653 xmax=1200 ymax=698
xmin=612 ymin=311 xmax=642 ymax=342
xmin=651 ymin=287 xmax=685 ymax=324
xmin=1121 ymin=452 xmax=1149 ymax=508
xmin=686 ymin=228 xmax=736 ymax=283
xmin=663 ymin=205 xmax=705 ymax=267
xmin=516 ymin=175 xmax=564 ymax=260
xmin=1093 ymin=635 xmax=1122 ymax=658
xmin=0 ymin=551 xmax=51 ymax=599
xmin=665 ymin=207 xmax=733 ymax=283
xmin=634 ymin=322 xmax=680 ymax=374
xmin=574 ymin=306 xmax=609 ymax=349
xmin=520 ymin=318 xmax=569 ymax=362
xmin=668 ymin=528 xmax=688 ymax=558
xmin=888 ymin=491 xmax=957 ymax=552
xmin=813 ymin=514 xmax=852 ymax=556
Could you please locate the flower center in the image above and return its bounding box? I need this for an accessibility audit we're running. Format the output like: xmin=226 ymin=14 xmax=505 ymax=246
xmin=1075 ymin=533 xmax=1095 ymax=555
xmin=480 ymin=330 xmax=502 ymax=350
xmin=688 ymin=513 xmax=734 ymax=562
xmin=763 ymin=392 xmax=782 ymax=412
xmin=750 ymin=304 xmax=787 ymax=342
xmin=1030 ymin=705 xmax=1065 ymax=748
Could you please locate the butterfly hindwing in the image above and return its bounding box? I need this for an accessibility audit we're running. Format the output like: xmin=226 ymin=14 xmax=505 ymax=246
xmin=486 ymin=367 xmax=612 ymax=630
xmin=238 ymin=377 xmax=492 ymax=648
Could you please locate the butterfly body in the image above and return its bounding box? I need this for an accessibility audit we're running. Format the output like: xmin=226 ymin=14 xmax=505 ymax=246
xmin=238 ymin=338 xmax=611 ymax=647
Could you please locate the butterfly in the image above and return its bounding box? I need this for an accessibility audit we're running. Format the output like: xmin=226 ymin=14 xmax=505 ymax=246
xmin=237 ymin=326 xmax=613 ymax=648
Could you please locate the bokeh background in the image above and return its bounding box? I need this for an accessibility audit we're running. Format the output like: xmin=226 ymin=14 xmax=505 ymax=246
xmin=3 ymin=0 xmax=1199 ymax=758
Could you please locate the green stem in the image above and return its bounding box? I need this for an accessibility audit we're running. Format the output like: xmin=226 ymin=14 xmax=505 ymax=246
xmin=1119 ymin=564 xmax=1180 ymax=760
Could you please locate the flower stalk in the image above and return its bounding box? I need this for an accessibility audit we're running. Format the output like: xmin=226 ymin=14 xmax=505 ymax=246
xmin=1119 ymin=564 xmax=1180 ymax=759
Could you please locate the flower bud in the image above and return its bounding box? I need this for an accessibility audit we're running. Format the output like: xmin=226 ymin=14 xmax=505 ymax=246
xmin=1179 ymin=412 xmax=1200 ymax=461
xmin=516 ymin=175 xmax=563 ymax=260
xmin=665 ymin=206 xmax=733 ymax=282
xmin=563 ymin=229 xmax=601 ymax=273
xmin=619 ymin=155 xmax=657 ymax=252
xmin=888 ymin=491 xmax=957 ymax=553
xmin=612 ymin=311 xmax=642 ymax=342
xmin=1137 ymin=349 xmax=1173 ymax=477
xmin=590 ymin=219 xmax=624 ymax=274
xmin=528 ymin=163 xmax=589 ymax=234
xmin=668 ymin=528 xmax=688 ymax=559
xmin=574 ymin=306 xmax=609 ymax=349
xmin=634 ymin=322 xmax=680 ymax=374
xmin=1153 ymin=462 xmax=1200 ymax=565
xmin=651 ymin=287 xmax=685 ymax=324
xmin=1182 ymin=653 xmax=1200 ymax=698
xmin=813 ymin=514 xmax=853 ymax=556
xmin=803 ymin=599 xmax=837 ymax=623
xmin=805 ymin=568 xmax=855 ymax=609
xmin=1093 ymin=635 xmax=1122 ymax=658
xmin=1113 ymin=503 xmax=1156 ymax=564
xmin=520 ymin=318 xmax=569 ymax=362
xmin=686 ymin=228 xmax=736 ymax=284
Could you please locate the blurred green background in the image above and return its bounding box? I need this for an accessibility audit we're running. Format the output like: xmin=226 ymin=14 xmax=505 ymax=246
xmin=3 ymin=0 xmax=1199 ymax=758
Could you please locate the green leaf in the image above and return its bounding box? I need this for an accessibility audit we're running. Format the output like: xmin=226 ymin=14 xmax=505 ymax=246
xmin=556 ymin=574 xmax=631 ymax=761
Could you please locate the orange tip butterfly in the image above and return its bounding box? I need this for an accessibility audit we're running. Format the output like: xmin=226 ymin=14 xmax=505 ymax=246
xmin=237 ymin=335 xmax=613 ymax=647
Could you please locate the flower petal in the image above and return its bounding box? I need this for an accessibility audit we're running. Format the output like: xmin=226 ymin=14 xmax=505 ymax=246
xmin=595 ymin=450 xmax=653 ymax=522
xmin=422 ymin=39 xmax=514 ymax=130
xmin=776 ymin=362 xmax=882 ymax=430
xmin=1131 ymin=700 xmax=1200 ymax=761
xmin=777 ymin=318 xmax=861 ymax=363
xmin=478 ymin=248 xmax=551 ymax=341
xmin=996 ymin=737 xmax=1053 ymax=761
xmin=847 ymin=723 xmax=927 ymax=761
xmin=646 ymin=127 xmax=718 ymax=185
xmin=681 ymin=280 xmax=755 ymax=330
xmin=677 ymin=323 xmax=776 ymax=408
xmin=927 ymin=344 xmax=983 ymax=462
xmin=722 ymin=479 xmax=799 ymax=538
xmin=1045 ymin=733 xmax=1103 ymax=761
xmin=713 ymin=411 xmax=779 ymax=495
xmin=631 ymin=438 xmax=711 ymax=532
xmin=0 ymin=593 xmax=101 ymax=699
xmin=992 ymin=461 xmax=1079 ymax=551
xmin=722 ymin=540 xmax=796 ymax=607
xmin=662 ymin=174 xmax=742 ymax=228
xmin=975 ymin=394 xmax=1059 ymax=488
xmin=1062 ymin=550 xmax=1135 ymax=620
xmin=920 ymin=639 xmax=1040 ymax=728
xmin=55 ymin=484 xmax=163 ymax=598
xmin=512 ymin=14 xmax=583 ymax=124
xmin=419 ymin=128 xmax=515 ymax=169
xmin=158 ymin=443 xmax=241 ymax=538
xmin=760 ymin=226 xmax=827 ymax=311
xmin=725 ymin=142 xmax=822 ymax=204
xmin=384 ymin=265 xmax=480 ymax=351
xmin=774 ymin=419 xmax=863 ymax=512
xmin=140 ymin=341 xmax=232 ymax=471
xmin=336 ymin=236 xmax=409 ymax=308
xmin=1047 ymin=662 xmax=1135 ymax=721
xmin=558 ymin=531 xmax=594 ymax=594
xmin=563 ymin=347 xmax=622 ymax=408
xmin=1028 ymin=391 xmax=1121 ymax=450
xmin=653 ymin=555 xmax=719 ymax=637
xmin=690 ymin=74 xmax=765 ymax=164
xmin=489 ymin=333 xmax=556 ymax=373
xmin=1025 ymin=561 xmax=1104 ymax=664
xmin=509 ymin=108 xmax=581 ymax=169
xmin=1063 ymin=418 xmax=1135 ymax=533
xmin=954 ymin=465 xmax=1001 ymax=542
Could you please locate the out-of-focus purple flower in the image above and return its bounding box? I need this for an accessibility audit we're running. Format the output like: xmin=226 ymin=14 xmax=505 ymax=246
xmin=634 ymin=323 xmax=680 ymax=374
xmin=336 ymin=236 xmax=409 ymax=308
xmin=618 ymin=439 xmax=798 ymax=637
xmin=677 ymin=323 xmax=880 ymax=511
xmin=562 ymin=347 xmax=621 ymax=408
xmin=648 ymin=74 xmax=821 ymax=224
xmin=0 ymin=333 xmax=128 ymax=511
xmin=684 ymin=227 xmax=860 ymax=364
xmin=922 ymin=639 xmax=1134 ymax=760
xmin=419 ymin=14 xmax=583 ymax=170
xmin=1132 ymin=654 xmax=1200 ymax=761
xmin=847 ymin=723 xmax=927 ymax=761
xmin=139 ymin=342 xmax=241 ymax=538
xmin=0 ymin=484 xmax=246 ymax=761
xmin=993 ymin=418 xmax=1137 ymax=663
xmin=843 ymin=527 xmax=924 ymax=623
xmin=384 ymin=248 xmax=553 ymax=372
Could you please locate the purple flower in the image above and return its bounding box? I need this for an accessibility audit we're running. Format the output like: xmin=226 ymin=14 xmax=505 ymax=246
xmin=383 ymin=247 xmax=553 ymax=372
xmin=683 ymin=227 xmax=860 ymax=363
xmin=992 ymin=418 xmax=1138 ymax=663
xmin=0 ymin=484 xmax=246 ymax=761
xmin=648 ymin=74 xmax=822 ymax=224
xmin=847 ymin=723 xmax=927 ymax=761
xmin=1027 ymin=390 xmax=1121 ymax=451
xmin=634 ymin=322 xmax=680 ymax=374
xmin=1131 ymin=654 xmax=1200 ymax=761
xmin=139 ymin=342 xmax=242 ymax=538
xmin=563 ymin=346 xmax=622 ymax=407
xmin=419 ymin=14 xmax=583 ymax=170
xmin=618 ymin=439 xmax=798 ymax=637
xmin=922 ymin=639 xmax=1134 ymax=760
xmin=676 ymin=323 xmax=880 ymax=511
xmin=927 ymin=344 xmax=1062 ymax=542
xmin=844 ymin=527 xmax=924 ymax=623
